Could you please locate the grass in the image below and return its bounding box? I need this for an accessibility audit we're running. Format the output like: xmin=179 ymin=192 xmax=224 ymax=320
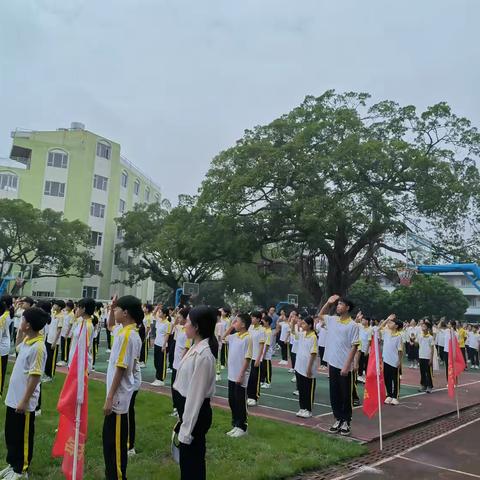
xmin=0 ymin=365 xmax=366 ymax=479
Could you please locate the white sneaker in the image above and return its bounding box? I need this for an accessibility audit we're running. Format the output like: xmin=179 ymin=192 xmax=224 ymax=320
xmin=56 ymin=361 xmax=66 ymax=367
xmin=384 ymin=397 xmax=392 ymax=404
xmin=220 ymin=365 xmax=225 ymax=370
xmin=230 ymin=428 xmax=247 ymax=438
xmin=391 ymin=398 xmax=400 ymax=406
xmin=41 ymin=376 xmax=52 ymax=383
xmin=127 ymin=448 xmax=136 ymax=457
xmin=166 ymin=368 xmax=172 ymax=374
xmin=246 ymin=398 xmax=257 ymax=406
xmin=169 ymin=409 xmax=178 ymax=417
xmin=226 ymin=427 xmax=238 ymax=436
xmin=296 ymin=409 xmax=305 ymax=417
xmin=35 ymin=409 xmax=41 ymax=417
xmin=150 ymin=379 xmax=164 ymax=387
xmin=302 ymin=410 xmax=313 ymax=418
xmin=216 ymin=374 xmax=221 ymax=381
xmin=139 ymin=362 xmax=146 ymax=368
xmin=291 ymin=375 xmax=297 ymax=383
xmin=4 ymin=472 xmax=26 ymax=480
xmin=261 ymin=383 xmax=271 ymax=389
xmin=292 ymin=390 xmax=299 ymax=396
xmin=106 ymin=349 xmax=111 ymax=353
xmin=279 ymin=360 xmax=287 ymax=365
xmin=357 ymin=375 xmax=365 ymax=383
xmin=288 ymin=368 xmax=295 ymax=373
xmin=0 ymin=466 xmax=12 ymax=478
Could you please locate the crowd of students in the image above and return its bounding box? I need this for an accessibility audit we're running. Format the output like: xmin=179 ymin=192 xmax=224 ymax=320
xmin=0 ymin=292 xmax=478 ymax=479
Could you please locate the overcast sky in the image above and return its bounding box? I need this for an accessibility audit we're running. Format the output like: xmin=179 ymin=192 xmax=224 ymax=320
xmin=1 ymin=0 xmax=479 ymax=202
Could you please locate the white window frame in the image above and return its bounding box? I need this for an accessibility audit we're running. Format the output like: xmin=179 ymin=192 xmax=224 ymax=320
xmin=44 ymin=180 xmax=66 ymax=197
xmin=144 ymin=187 xmax=150 ymax=202
xmin=91 ymin=231 xmax=103 ymax=246
xmin=121 ymin=171 xmax=128 ymax=188
xmin=82 ymin=286 xmax=98 ymax=299
xmin=0 ymin=173 xmax=18 ymax=191
xmin=47 ymin=149 xmax=68 ymax=169
xmin=93 ymin=174 xmax=108 ymax=191
xmin=89 ymin=260 xmax=101 ymax=275
xmin=90 ymin=202 xmax=105 ymax=218
xmin=133 ymin=179 xmax=140 ymax=196
xmin=119 ymin=199 xmax=126 ymax=213
xmin=96 ymin=141 xmax=111 ymax=159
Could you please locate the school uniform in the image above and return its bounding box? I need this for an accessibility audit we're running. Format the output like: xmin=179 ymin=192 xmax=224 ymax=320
xmin=139 ymin=313 xmax=152 ymax=363
xmin=69 ymin=317 xmax=94 ymax=373
xmin=279 ymin=321 xmax=290 ymax=362
xmin=60 ymin=311 xmax=74 ymax=363
xmin=260 ymin=327 xmax=273 ymax=385
xmin=467 ymin=332 xmax=479 ymax=367
xmin=12 ymin=308 xmax=23 ymax=345
xmin=316 ymin=322 xmax=328 ymax=366
xmin=295 ymin=331 xmax=318 ymax=413
xmin=247 ymin=324 xmax=266 ymax=401
xmin=219 ymin=317 xmax=230 ymax=367
xmin=103 ymin=323 xmax=141 ymax=480
xmin=0 ymin=311 xmax=11 ymax=395
xmin=128 ymin=334 xmax=142 ymax=453
xmin=226 ymin=332 xmax=252 ymax=432
xmin=444 ymin=330 xmax=459 ymax=380
xmin=92 ymin=316 xmax=100 ymax=366
xmin=173 ymin=338 xmax=216 ymax=480
xmin=289 ymin=324 xmax=299 ymax=369
xmin=418 ymin=333 xmax=434 ymax=389
xmin=382 ymin=329 xmax=403 ymax=399
xmin=358 ymin=325 xmax=372 ymax=377
xmin=45 ymin=312 xmax=63 ymax=378
xmin=153 ymin=318 xmax=172 ymax=381
xmin=172 ymin=326 xmax=192 ymax=411
xmin=4 ymin=336 xmax=46 ymax=475
xmin=458 ymin=328 xmax=468 ymax=365
xmin=323 ymin=316 xmax=359 ymax=425
xmin=436 ymin=328 xmax=446 ymax=363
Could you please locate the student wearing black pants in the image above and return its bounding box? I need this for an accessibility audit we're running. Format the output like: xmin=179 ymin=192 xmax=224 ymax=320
xmin=139 ymin=323 xmax=147 ymax=364
xmin=296 ymin=373 xmax=316 ymax=414
xmin=0 ymin=354 xmax=8 ymax=396
xmin=153 ymin=344 xmax=168 ymax=382
xmin=280 ymin=340 xmax=288 ymax=362
xmin=220 ymin=342 xmax=228 ymax=366
xmin=227 ymin=381 xmax=248 ymax=432
xmin=128 ymin=390 xmax=138 ymax=453
xmin=247 ymin=359 xmax=261 ymax=401
xmin=103 ymin=412 xmax=128 ymax=479
xmin=328 ymin=366 xmax=353 ymax=424
xmin=383 ymin=363 xmax=400 ymax=399
xmin=419 ymin=359 xmax=433 ymax=390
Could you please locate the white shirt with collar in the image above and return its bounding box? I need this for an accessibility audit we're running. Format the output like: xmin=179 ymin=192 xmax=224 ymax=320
xmin=173 ymin=338 xmax=216 ymax=445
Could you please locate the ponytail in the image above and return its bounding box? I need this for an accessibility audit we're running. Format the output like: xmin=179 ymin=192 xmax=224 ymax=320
xmin=189 ymin=305 xmax=218 ymax=359
xmin=209 ymin=335 xmax=219 ymax=359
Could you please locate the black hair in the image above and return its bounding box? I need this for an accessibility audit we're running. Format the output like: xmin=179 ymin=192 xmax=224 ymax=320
xmin=394 ymin=319 xmax=403 ymax=331
xmin=95 ymin=302 xmax=103 ymax=311
xmin=23 ymin=307 xmax=49 ymax=332
xmin=116 ymin=295 xmax=144 ymax=326
xmin=263 ymin=315 xmax=272 ymax=326
xmin=145 ymin=303 xmax=154 ymax=313
xmin=53 ymin=299 xmax=66 ymax=310
xmin=66 ymin=300 xmax=75 ymax=310
xmin=1 ymin=295 xmax=14 ymax=319
xmin=450 ymin=320 xmax=457 ymax=330
xmin=188 ymin=306 xmax=218 ymax=359
xmin=78 ymin=298 xmax=96 ymax=316
xmin=337 ymin=297 xmax=355 ymax=312
xmin=237 ymin=313 xmax=251 ymax=330
xmin=161 ymin=307 xmax=171 ymax=321
xmin=222 ymin=307 xmax=231 ymax=315
xmin=0 ymin=298 xmax=6 ymax=316
xmin=179 ymin=307 xmax=191 ymax=320
xmin=37 ymin=300 xmax=52 ymax=315
xmin=21 ymin=296 xmax=35 ymax=307
xmin=303 ymin=316 xmax=314 ymax=330
xmin=251 ymin=311 xmax=262 ymax=320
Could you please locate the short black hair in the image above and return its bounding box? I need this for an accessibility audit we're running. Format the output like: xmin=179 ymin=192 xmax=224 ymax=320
xmin=78 ymin=298 xmax=96 ymax=316
xmin=237 ymin=313 xmax=251 ymax=330
xmin=251 ymin=311 xmax=262 ymax=320
xmin=303 ymin=316 xmax=315 ymax=330
xmin=23 ymin=307 xmax=49 ymax=332
xmin=37 ymin=300 xmax=52 ymax=314
xmin=263 ymin=316 xmax=272 ymax=326
xmin=337 ymin=297 xmax=355 ymax=312
xmin=145 ymin=303 xmax=154 ymax=313
xmin=95 ymin=302 xmax=103 ymax=311
xmin=53 ymin=299 xmax=66 ymax=310
xmin=66 ymin=300 xmax=75 ymax=310
xmin=21 ymin=296 xmax=34 ymax=307
xmin=222 ymin=307 xmax=231 ymax=315
xmin=116 ymin=295 xmax=144 ymax=325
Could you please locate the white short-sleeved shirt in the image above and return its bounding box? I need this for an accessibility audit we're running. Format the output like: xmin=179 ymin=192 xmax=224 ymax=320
xmin=435 ymin=328 xmax=445 ymax=347
xmin=295 ymin=332 xmax=318 ymax=377
xmin=215 ymin=320 xmax=227 ymax=340
xmin=0 ymin=312 xmax=11 ymax=356
xmin=248 ymin=324 xmax=266 ymax=361
xmin=418 ymin=333 xmax=434 ymax=359
xmin=154 ymin=319 xmax=172 ymax=347
xmin=382 ymin=329 xmax=403 ymax=368
xmin=60 ymin=311 xmax=75 ymax=338
xmin=227 ymin=332 xmax=253 ymax=387
xmin=143 ymin=314 xmax=153 ymax=332
xmin=69 ymin=318 xmax=94 ymax=371
xmin=407 ymin=326 xmax=419 ymax=343
xmin=173 ymin=326 xmax=191 ymax=370
xmin=13 ymin=308 xmax=23 ymax=329
xmin=469 ymin=332 xmax=479 ymax=350
xmin=291 ymin=324 xmax=301 ymax=354
xmin=323 ymin=316 xmax=359 ymax=370
xmin=467 ymin=331 xmax=477 ymax=349
xmin=444 ymin=330 xmax=459 ymax=353
xmin=47 ymin=313 xmax=64 ymax=345
xmin=263 ymin=328 xmax=274 ymax=361
xmin=107 ymin=324 xmax=142 ymax=414
xmin=5 ymin=336 xmax=46 ymax=411
xmin=359 ymin=326 xmax=373 ymax=354
xmin=316 ymin=323 xmax=328 ymax=348
xmin=279 ymin=321 xmax=290 ymax=342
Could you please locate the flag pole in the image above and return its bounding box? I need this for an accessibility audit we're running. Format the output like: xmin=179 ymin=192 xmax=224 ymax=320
xmin=451 ymin=328 xmax=460 ymax=419
xmin=374 ymin=329 xmax=383 ymax=451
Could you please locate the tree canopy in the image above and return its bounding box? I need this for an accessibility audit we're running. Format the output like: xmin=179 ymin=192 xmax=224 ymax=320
xmin=199 ymin=90 xmax=480 ymax=302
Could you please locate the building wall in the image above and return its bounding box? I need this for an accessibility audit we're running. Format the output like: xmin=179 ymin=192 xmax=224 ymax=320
xmin=0 ymin=125 xmax=160 ymax=302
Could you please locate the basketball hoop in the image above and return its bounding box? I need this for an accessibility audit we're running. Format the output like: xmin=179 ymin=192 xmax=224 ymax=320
xmin=397 ymin=267 xmax=416 ymax=286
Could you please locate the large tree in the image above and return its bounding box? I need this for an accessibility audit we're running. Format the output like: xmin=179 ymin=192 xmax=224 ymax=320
xmin=0 ymin=199 xmax=93 ymax=292
xmin=199 ymin=90 xmax=480 ymax=301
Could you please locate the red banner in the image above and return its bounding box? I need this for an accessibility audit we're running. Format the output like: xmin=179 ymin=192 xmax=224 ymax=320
xmin=363 ymin=333 xmax=386 ymax=418
xmin=447 ymin=331 xmax=466 ymax=398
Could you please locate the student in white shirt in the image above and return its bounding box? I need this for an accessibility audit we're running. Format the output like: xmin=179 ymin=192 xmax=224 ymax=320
xmin=418 ymin=320 xmax=434 ymax=393
xmin=435 ymin=320 xmax=446 ymax=365
xmin=139 ymin=303 xmax=154 ymax=367
xmin=58 ymin=300 xmax=75 ymax=367
xmin=444 ymin=321 xmax=460 ymax=380
xmin=315 ymin=316 xmax=328 ymax=370
xmin=468 ymin=325 xmax=479 ymax=368
xmin=319 ymin=295 xmax=359 ymax=437
xmin=356 ymin=315 xmax=372 ymax=383
xmin=151 ymin=308 xmax=172 ymax=386
xmin=44 ymin=300 xmax=64 ymax=381
xmin=247 ymin=312 xmax=266 ymax=406
xmin=278 ymin=311 xmax=290 ymax=365
xmin=380 ymin=314 xmax=403 ymax=405
xmin=294 ymin=316 xmax=318 ymax=418
xmin=219 ymin=307 xmax=231 ymax=368
xmin=223 ymin=313 xmax=252 ymax=438
xmin=0 ymin=297 xmax=11 ymax=396
xmin=103 ymin=294 xmax=143 ymax=479
xmin=1 ymin=306 xmax=48 ymax=480
xmin=172 ymin=306 xmax=217 ymax=480
xmin=260 ymin=316 xmax=274 ymax=389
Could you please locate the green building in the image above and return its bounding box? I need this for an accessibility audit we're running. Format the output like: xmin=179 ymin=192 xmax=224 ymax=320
xmin=0 ymin=122 xmax=160 ymax=302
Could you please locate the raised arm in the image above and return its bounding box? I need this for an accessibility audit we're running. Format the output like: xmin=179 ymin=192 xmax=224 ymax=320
xmin=318 ymin=294 xmax=340 ymax=317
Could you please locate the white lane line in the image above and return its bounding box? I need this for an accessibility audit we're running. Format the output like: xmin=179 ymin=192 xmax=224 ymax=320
xmin=396 ymin=455 xmax=480 ymax=478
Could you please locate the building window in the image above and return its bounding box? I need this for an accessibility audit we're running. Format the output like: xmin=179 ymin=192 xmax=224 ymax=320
xmin=0 ymin=173 xmax=18 ymax=191
xmin=47 ymin=150 xmax=68 ymax=168
xmin=119 ymin=199 xmax=126 ymax=213
xmin=44 ymin=180 xmax=65 ymax=197
xmin=96 ymin=142 xmax=111 ymax=159
xmin=82 ymin=286 xmax=98 ymax=299
xmin=154 ymin=193 xmax=160 ymax=203
xmin=121 ymin=171 xmax=128 ymax=188
xmin=114 ymin=251 xmax=121 ymax=266
xmin=88 ymin=260 xmax=101 ymax=275
xmin=91 ymin=231 xmax=103 ymax=246
xmin=90 ymin=202 xmax=105 ymax=218
xmin=134 ymin=179 xmax=140 ymax=195
xmin=144 ymin=187 xmax=150 ymax=202
xmin=117 ymin=227 xmax=123 ymax=240
xmin=32 ymin=290 xmax=54 ymax=298
xmin=93 ymin=174 xmax=108 ymax=191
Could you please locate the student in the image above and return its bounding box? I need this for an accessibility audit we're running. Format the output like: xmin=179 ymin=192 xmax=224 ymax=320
xmin=44 ymin=300 xmax=65 ymax=381
xmin=418 ymin=320 xmax=434 ymax=393
xmin=315 ymin=316 xmax=328 ymax=370
xmin=294 ymin=316 xmax=318 ymax=418
xmin=69 ymin=298 xmax=95 ymax=373
xmin=458 ymin=322 xmax=468 ymax=367
xmin=223 ymin=313 xmax=252 ymax=438
xmin=103 ymin=294 xmax=142 ymax=480
xmin=219 ymin=307 xmax=231 ymax=369
xmin=128 ymin=347 xmax=141 ymax=458
xmin=288 ymin=312 xmax=299 ymax=376
xmin=247 ymin=311 xmax=265 ymax=406
xmin=278 ymin=310 xmax=290 ymax=365
xmin=171 ymin=308 xmax=191 ymax=416
xmin=380 ymin=314 xmax=403 ymax=405
xmin=151 ymin=307 xmax=172 ymax=386
xmin=260 ymin=316 xmax=273 ymax=389
xmin=0 ymin=298 xmax=11 ymax=396
xmin=139 ymin=303 xmax=154 ymax=367
xmin=214 ymin=311 xmax=226 ymax=380
xmin=58 ymin=300 xmax=75 ymax=367
xmin=435 ymin=320 xmax=446 ymax=365
xmin=468 ymin=325 xmax=479 ymax=369
xmin=0 ymin=306 xmax=48 ymax=480
xmin=319 ymin=295 xmax=359 ymax=437
xmin=406 ymin=320 xmax=419 ymax=368
xmin=444 ymin=321 xmax=459 ymax=380
xmin=172 ymin=306 xmax=217 ymax=480
xmin=356 ymin=314 xmax=372 ymax=383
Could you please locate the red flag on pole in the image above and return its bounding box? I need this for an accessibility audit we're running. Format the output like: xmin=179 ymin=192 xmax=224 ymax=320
xmin=447 ymin=330 xmax=466 ymax=398
xmin=363 ymin=330 xmax=386 ymax=418
xmin=52 ymin=320 xmax=89 ymax=480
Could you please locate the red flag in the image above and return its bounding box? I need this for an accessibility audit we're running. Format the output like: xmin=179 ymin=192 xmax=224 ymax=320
xmin=52 ymin=321 xmax=89 ymax=480
xmin=363 ymin=331 xmax=386 ymax=418
xmin=447 ymin=331 xmax=466 ymax=398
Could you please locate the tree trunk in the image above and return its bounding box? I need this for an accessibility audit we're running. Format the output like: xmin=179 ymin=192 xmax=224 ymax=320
xmin=299 ymin=253 xmax=324 ymax=304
